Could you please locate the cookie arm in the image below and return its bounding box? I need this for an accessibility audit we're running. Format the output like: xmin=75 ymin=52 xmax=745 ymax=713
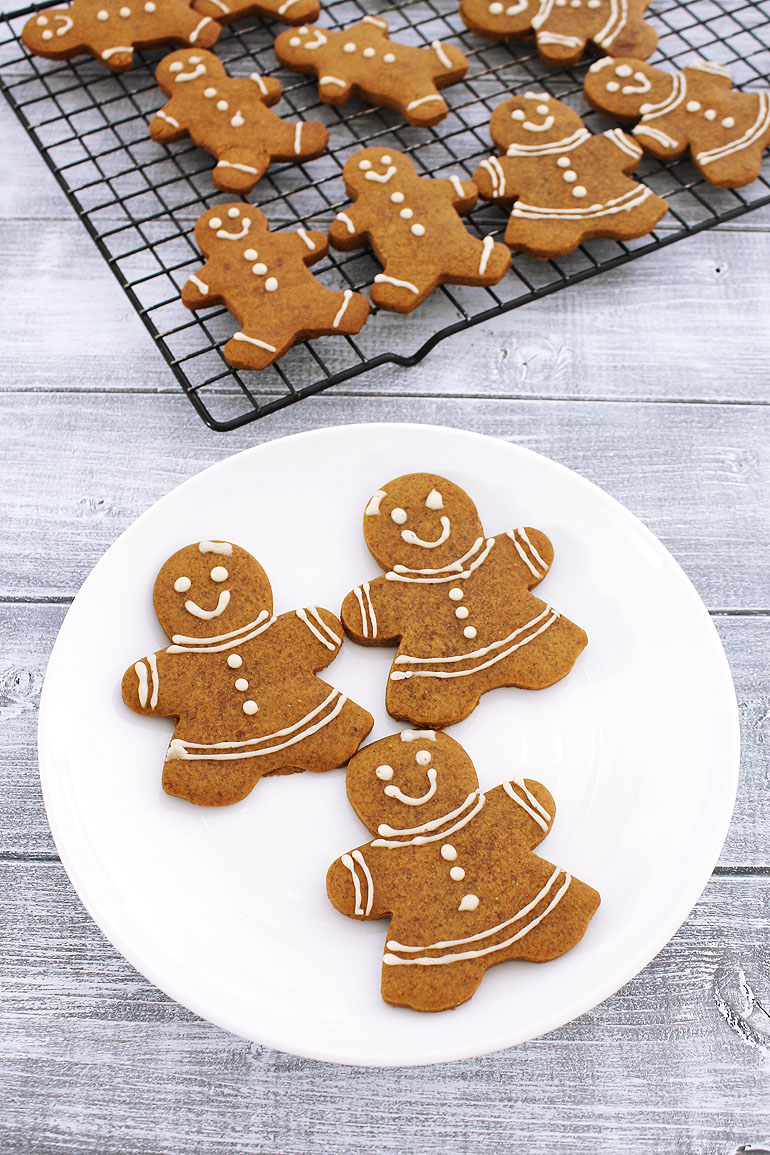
xmin=498 ymin=527 xmax=554 ymax=589
xmin=439 ymin=175 xmax=478 ymax=213
xmin=472 ymin=154 xmax=522 ymax=203
xmin=288 ymin=228 xmax=328 ymax=266
xmin=121 ymin=649 xmax=177 ymax=717
xmin=276 ymin=607 xmax=344 ymax=670
xmin=249 ymin=73 xmax=282 ymax=106
xmin=181 ymin=264 xmax=217 ymax=308
xmin=341 ymin=576 xmax=401 ymax=645
xmin=599 ymin=128 xmax=645 ymax=175
xmin=486 ymin=780 xmax=555 ymax=850
xmin=328 ymin=204 xmax=367 ymax=250
xmin=149 ymin=101 xmax=186 ymax=143
xmin=327 ymin=843 xmax=389 ymax=920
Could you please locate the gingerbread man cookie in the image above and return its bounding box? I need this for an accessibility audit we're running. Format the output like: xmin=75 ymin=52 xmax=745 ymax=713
xmin=585 ymin=57 xmax=770 ymax=188
xmin=327 ymin=731 xmax=600 ymax=1012
xmin=193 ymin=0 xmax=318 ymax=29
xmin=473 ymin=93 xmax=668 ymax=257
xmin=182 ymin=204 xmax=370 ymax=370
xmin=460 ymin=0 xmax=656 ymax=66
xmin=22 ymin=0 xmax=218 ymax=72
xmin=328 ymin=149 xmax=510 ymax=313
xmin=340 ymin=474 xmax=587 ymax=728
xmin=122 ymin=540 xmax=373 ymax=806
xmin=273 ymin=17 xmax=469 ymax=127
xmin=151 ymin=49 xmax=328 ymax=194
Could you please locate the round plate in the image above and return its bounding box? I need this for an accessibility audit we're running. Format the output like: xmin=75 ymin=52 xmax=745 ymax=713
xmin=38 ymin=423 xmax=739 ymax=1067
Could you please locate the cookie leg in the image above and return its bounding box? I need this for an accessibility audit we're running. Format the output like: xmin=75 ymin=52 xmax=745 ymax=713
xmin=261 ymin=698 xmax=373 ymax=774
xmin=370 ymin=271 xmax=430 ymax=313
xmin=162 ymin=756 xmax=258 ymax=806
xmin=315 ymin=287 xmax=369 ymax=336
xmin=504 ymin=217 xmax=588 ymax=259
xmin=403 ymin=92 xmax=449 ymax=127
xmin=268 ymin=119 xmax=329 ymax=162
xmin=213 ymin=147 xmax=270 ymax=194
xmin=447 ymin=237 xmax=510 ymax=286
xmin=608 ymin=17 xmax=657 ymax=61
xmin=697 ymin=143 xmax=768 ymax=189
xmin=505 ymin=875 xmax=600 ymax=962
xmin=381 ymin=956 xmax=488 ymax=1011
xmin=386 ymin=672 xmax=480 ymax=728
xmin=534 ymin=30 xmax=586 ymax=67
xmin=223 ymin=327 xmax=286 ymax=370
xmin=487 ymin=613 xmax=588 ymax=690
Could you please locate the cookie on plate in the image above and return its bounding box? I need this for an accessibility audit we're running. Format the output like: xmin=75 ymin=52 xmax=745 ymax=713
xmin=150 ymin=49 xmax=329 ymax=193
xmin=122 ymin=539 xmax=373 ymax=805
xmin=328 ymin=148 xmax=510 ymax=313
xmin=473 ymin=92 xmax=668 ymax=257
xmin=22 ymin=0 xmax=219 ymax=72
xmin=273 ymin=17 xmax=468 ymax=126
xmin=585 ymin=56 xmax=770 ymax=188
xmin=327 ymin=731 xmax=601 ymax=1011
xmin=340 ymin=473 xmax=587 ymax=727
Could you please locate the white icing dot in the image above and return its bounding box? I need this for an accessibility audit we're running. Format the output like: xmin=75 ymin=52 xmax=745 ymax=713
xmin=243 ymin=248 xmax=258 ymax=260
xmin=555 ymin=0 xmax=566 ymax=6
xmin=235 ymin=677 xmax=249 ymax=691
xmin=189 ymin=56 xmax=201 ymax=64
xmin=606 ymin=81 xmax=619 ymax=92
xmin=376 ymin=764 xmax=394 ymax=780
xmin=399 ymin=208 xmax=413 ymax=219
xmin=448 ymin=587 xmax=463 ymax=601
xmin=563 ymin=170 xmax=577 ymax=183
xmin=119 ymin=6 xmax=131 ymax=16
xmin=722 ymin=116 xmax=735 ymax=128
xmin=265 ymin=277 xmax=278 ymax=292
xmin=169 ymin=61 xmax=183 ymax=71
xmin=289 ymin=35 xmax=300 ymax=45
xmin=204 ymin=87 xmax=216 ymax=97
xmin=455 ymin=606 xmax=469 ymax=619
xmin=639 ymin=102 xmax=653 ymax=114
xmin=570 ymin=0 xmax=580 ymax=6
xmin=42 ymin=29 xmax=53 ymax=38
xmin=616 ymin=65 xmax=632 ymax=78
xmin=463 ymin=625 xmax=477 ymax=639
xmin=243 ymin=700 xmax=258 ymax=715
xmin=209 ymin=217 xmax=222 ymax=228
xmin=97 ymin=9 xmax=109 ymax=18
xmin=381 ymin=154 xmax=392 ymax=164
xmin=588 ymin=0 xmax=600 ymax=6
xmin=343 ymin=42 xmax=355 ymax=52
xmin=572 ymin=186 xmax=587 ymax=198
xmin=252 ymin=262 xmax=267 ymax=275
xmin=450 ymin=866 xmax=465 ymax=881
xmin=489 ymin=1 xmax=503 ymax=11
xmin=384 ymin=52 xmax=395 ymax=63
xmin=390 ymin=507 xmax=407 ymax=525
xmin=359 ymin=159 xmax=372 ymax=171
xmin=231 ymin=112 xmax=244 ymax=127
xmin=210 ymin=566 xmax=228 ymax=581
xmin=415 ymin=750 xmax=431 ymax=766
xmin=557 ymin=156 xmax=570 ymax=168
xmin=174 ymin=576 xmax=191 ymax=592
xmin=441 ymin=844 xmax=457 ymax=861
xmin=227 ymin=206 xmax=239 ymax=218
xmin=411 ymin=224 xmax=425 ymax=236
xmin=390 ymin=191 xmax=404 ymax=203
xmin=217 ymin=100 xmax=228 ymax=111
xmin=536 ymin=104 xmax=549 ymax=114
xmin=459 ymin=893 xmax=479 ymax=912
xmin=36 ymin=15 xmax=48 ymax=23
xmin=686 ymin=100 xmax=701 ymax=112
xmin=227 ymin=654 xmax=242 ymax=668
xmin=144 ymin=2 xmax=156 ymax=11
xmin=363 ymin=47 xmax=375 ymax=57
xmin=512 ymin=109 xmax=526 ymax=121
xmin=704 ymin=108 xmax=717 ymax=121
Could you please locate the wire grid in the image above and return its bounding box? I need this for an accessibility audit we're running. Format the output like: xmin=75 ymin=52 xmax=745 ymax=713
xmin=2 ymin=0 xmax=770 ymax=429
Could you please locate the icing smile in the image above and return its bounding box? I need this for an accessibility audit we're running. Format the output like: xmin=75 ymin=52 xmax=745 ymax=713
xmin=175 ymin=63 xmax=207 ymax=82
xmin=401 ymin=516 xmax=451 ymax=548
xmin=384 ymin=767 xmax=438 ymax=805
xmin=185 ymin=589 xmax=231 ymax=619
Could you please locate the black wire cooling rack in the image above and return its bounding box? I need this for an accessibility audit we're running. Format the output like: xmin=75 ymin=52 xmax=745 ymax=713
xmin=2 ymin=0 xmax=770 ymax=429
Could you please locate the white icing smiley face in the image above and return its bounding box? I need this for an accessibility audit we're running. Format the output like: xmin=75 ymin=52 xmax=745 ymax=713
xmin=362 ymin=473 xmax=484 ymax=572
xmin=585 ymin=58 xmax=665 ymax=114
xmin=206 ymin=203 xmax=252 ymax=242
xmin=375 ymin=746 xmax=438 ymax=808
xmin=154 ymin=541 xmax=273 ymax=640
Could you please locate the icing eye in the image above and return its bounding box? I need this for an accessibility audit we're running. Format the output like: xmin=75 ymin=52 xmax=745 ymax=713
xmin=615 ymin=64 xmax=632 ymax=77
xmin=390 ymin=191 xmax=404 ymax=203
xmin=243 ymin=248 xmax=258 ymax=260
xmin=209 ymin=217 xmax=222 ymax=228
xmin=606 ymin=81 xmax=619 ymax=92
xmin=359 ymin=159 xmax=372 ymax=171
xmin=343 ymin=41 xmax=355 ymax=52
xmin=36 ymin=15 xmax=48 ymax=23
xmin=512 ymin=109 xmax=525 ymax=121
xmin=228 ymin=206 xmax=239 ymax=217
xmin=415 ymin=750 xmax=431 ymax=766
xmin=390 ymin=507 xmax=407 ymax=525
xmin=383 ymin=52 xmax=395 ymax=62
xmin=376 ymin=764 xmax=394 ymax=780
xmin=381 ymin=154 xmax=392 ymax=164
xmin=425 ymin=488 xmax=443 ymax=510
xmin=210 ymin=566 xmax=228 ymax=581
xmin=536 ymin=104 xmax=549 ymax=114
xmin=189 ymin=55 xmax=201 ymax=63
xmin=289 ymin=36 xmax=301 ymax=45
xmin=169 ymin=61 xmax=183 ymax=71
xmin=523 ymin=90 xmax=545 ymax=99
xmin=174 ymin=576 xmax=191 ymax=592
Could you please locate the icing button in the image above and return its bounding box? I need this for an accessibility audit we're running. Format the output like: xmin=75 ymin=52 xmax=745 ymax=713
xmin=450 ymin=866 xmax=465 ymax=881
xmin=265 ymin=277 xmax=279 ymax=291
xmin=458 ymin=893 xmax=479 ymax=912
xmin=556 ymin=156 xmax=570 ymax=168
xmin=227 ymin=654 xmax=242 ymax=668
xmin=686 ymin=100 xmax=701 ymax=112
xmin=234 ymin=678 xmax=249 ymax=691
xmin=572 ymin=186 xmax=587 ymax=198
xmin=463 ymin=625 xmax=477 ymax=639
xmin=455 ymin=606 xmax=469 ymax=619
xmin=722 ymin=116 xmax=735 ymax=128
xmin=384 ymin=53 xmax=395 ymax=63
xmin=448 ymin=587 xmax=463 ymax=600
xmin=489 ymin=1 xmax=503 ymax=10
xmin=562 ymin=170 xmax=577 ymax=183
xmin=440 ymin=844 xmax=457 ymax=861
xmin=243 ymin=700 xmax=258 ymax=715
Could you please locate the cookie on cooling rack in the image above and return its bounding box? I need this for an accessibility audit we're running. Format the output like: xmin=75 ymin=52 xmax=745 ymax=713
xmin=328 ymin=148 xmax=510 ymax=313
xmin=472 ymin=92 xmax=668 ymax=258
xmin=150 ymin=49 xmax=329 ymax=193
xmin=181 ymin=203 xmax=369 ymax=371
xmin=192 ymin=0 xmax=319 ymax=27
xmin=458 ymin=0 xmax=657 ymax=67
xmin=585 ymin=56 xmax=770 ymax=188
xmin=22 ymin=0 xmax=219 ymax=71
xmin=273 ymin=16 xmax=468 ymax=127
xmin=327 ymin=731 xmax=601 ymax=1012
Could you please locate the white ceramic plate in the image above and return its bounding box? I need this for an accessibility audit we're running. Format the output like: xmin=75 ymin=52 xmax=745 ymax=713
xmin=38 ymin=423 xmax=739 ymax=1067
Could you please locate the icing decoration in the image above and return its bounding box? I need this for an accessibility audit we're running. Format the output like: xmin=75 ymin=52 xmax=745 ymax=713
xmin=184 ymin=589 xmax=231 ymax=619
xmin=400 ymin=730 xmax=437 ymax=741
xmin=376 ymin=764 xmax=394 ymax=780
xmin=457 ymin=893 xmax=479 ymax=912
xmin=210 ymin=566 xmax=228 ymax=581
xmin=135 ymin=660 xmax=149 ymax=707
xmin=199 ymin=540 xmax=233 ymax=555
xmin=174 ymin=576 xmax=192 ymax=592
xmin=384 ymin=767 xmax=438 ymax=805
xmin=425 ymin=488 xmax=443 ymax=510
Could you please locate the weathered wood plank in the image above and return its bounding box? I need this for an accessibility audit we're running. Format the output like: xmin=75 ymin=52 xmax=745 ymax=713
xmin=0 ymin=862 xmax=768 ymax=1153
xmin=1 ymin=604 xmax=765 ymax=866
xmin=1 ymin=392 xmax=768 ymax=608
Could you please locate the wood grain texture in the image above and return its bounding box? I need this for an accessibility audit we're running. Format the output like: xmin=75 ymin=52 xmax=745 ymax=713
xmin=0 ymin=862 xmax=769 ymax=1154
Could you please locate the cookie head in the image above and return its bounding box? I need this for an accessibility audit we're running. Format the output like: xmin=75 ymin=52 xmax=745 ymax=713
xmin=155 ymin=47 xmax=222 ymax=94
xmin=346 ymin=731 xmax=479 ymax=836
xmin=193 ymin=202 xmax=268 ymax=253
xmin=584 ymin=58 xmax=666 ymax=118
xmin=22 ymin=8 xmax=81 ymax=55
xmin=362 ymin=473 xmax=483 ymax=573
xmin=153 ymin=541 xmax=272 ymax=640
xmin=274 ymin=23 xmax=329 ymax=64
xmin=490 ymin=93 xmax=582 ymax=150
xmin=342 ymin=147 xmax=415 ymax=195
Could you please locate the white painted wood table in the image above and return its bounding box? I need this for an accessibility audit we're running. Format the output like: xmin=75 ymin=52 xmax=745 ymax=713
xmin=2 ymin=17 xmax=770 ymax=1150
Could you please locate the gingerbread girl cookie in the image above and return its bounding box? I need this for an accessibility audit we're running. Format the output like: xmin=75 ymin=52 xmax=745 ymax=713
xmin=192 ymin=0 xmax=318 ymax=29
xmin=182 ymin=204 xmax=370 ymax=370
xmin=122 ymin=540 xmax=373 ymax=806
xmin=328 ymin=149 xmax=510 ymax=313
xmin=473 ymin=93 xmax=668 ymax=258
xmin=459 ymin=0 xmax=656 ymax=67
xmin=150 ymin=49 xmax=329 ymax=194
xmin=273 ymin=17 xmax=468 ymax=127
xmin=585 ymin=57 xmax=770 ymax=188
xmin=327 ymin=731 xmax=600 ymax=1011
xmin=22 ymin=0 xmax=218 ymax=72
xmin=340 ymin=474 xmax=587 ymax=728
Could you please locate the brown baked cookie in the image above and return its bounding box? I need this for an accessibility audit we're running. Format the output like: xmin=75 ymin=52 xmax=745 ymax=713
xmin=150 ymin=49 xmax=329 ymax=194
xmin=181 ymin=203 xmax=369 ymax=370
xmin=585 ymin=57 xmax=770 ymax=188
xmin=340 ymin=474 xmax=587 ymax=728
xmin=328 ymin=148 xmax=510 ymax=313
xmin=22 ymin=0 xmax=219 ymax=72
xmin=122 ymin=539 xmax=373 ymax=806
xmin=472 ymin=93 xmax=668 ymax=257
xmin=273 ymin=17 xmax=468 ymax=127
xmin=327 ymin=731 xmax=600 ymax=1012
xmin=193 ymin=0 xmax=318 ymax=28
xmin=459 ymin=0 xmax=656 ymax=67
